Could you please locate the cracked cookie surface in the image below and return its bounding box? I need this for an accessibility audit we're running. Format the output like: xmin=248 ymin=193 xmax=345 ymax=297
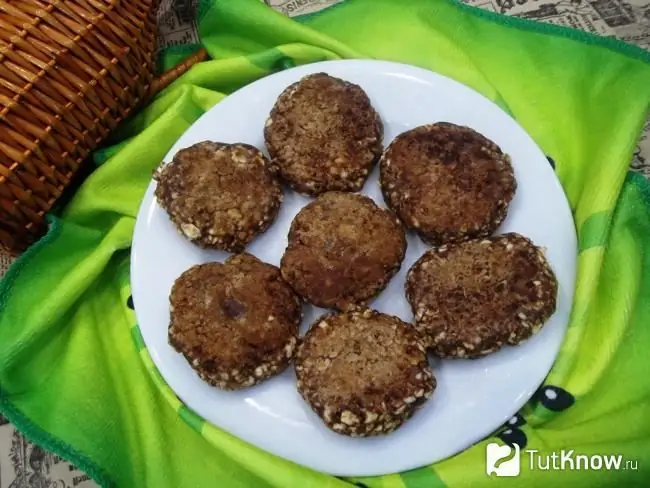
xmin=169 ymin=253 xmax=302 ymax=390
xmin=155 ymin=141 xmax=283 ymax=252
xmin=379 ymin=123 xmax=516 ymax=245
xmin=406 ymin=233 xmax=557 ymax=358
xmin=280 ymin=192 xmax=406 ymax=311
xmin=264 ymin=73 xmax=383 ymax=196
xmin=295 ymin=309 xmax=435 ymax=437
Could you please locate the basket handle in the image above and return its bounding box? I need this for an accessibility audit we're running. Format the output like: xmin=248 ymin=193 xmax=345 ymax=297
xmin=148 ymin=47 xmax=208 ymax=99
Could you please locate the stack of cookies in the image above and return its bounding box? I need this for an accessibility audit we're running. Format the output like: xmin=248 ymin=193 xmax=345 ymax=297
xmin=154 ymin=72 xmax=558 ymax=438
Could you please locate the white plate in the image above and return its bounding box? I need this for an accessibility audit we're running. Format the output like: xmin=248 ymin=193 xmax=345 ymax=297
xmin=131 ymin=60 xmax=577 ymax=477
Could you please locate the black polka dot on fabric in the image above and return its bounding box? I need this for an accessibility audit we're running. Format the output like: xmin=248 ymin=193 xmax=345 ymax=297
xmin=505 ymin=413 xmax=526 ymax=428
xmin=546 ymin=155 xmax=556 ymax=169
xmin=127 ymin=295 xmax=134 ymax=310
xmin=498 ymin=427 xmax=528 ymax=449
xmin=535 ymin=385 xmax=575 ymax=412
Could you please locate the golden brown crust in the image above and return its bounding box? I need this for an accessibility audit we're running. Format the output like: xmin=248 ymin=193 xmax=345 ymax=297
xmin=295 ymin=309 xmax=435 ymax=437
xmin=154 ymin=141 xmax=283 ymax=252
xmin=264 ymin=73 xmax=383 ymax=196
xmin=280 ymin=192 xmax=407 ymax=311
xmin=168 ymin=253 xmax=302 ymax=390
xmin=379 ymin=123 xmax=516 ymax=245
xmin=405 ymin=233 xmax=557 ymax=358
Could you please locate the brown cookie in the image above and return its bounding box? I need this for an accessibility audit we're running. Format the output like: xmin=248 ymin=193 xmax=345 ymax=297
xmin=379 ymin=123 xmax=516 ymax=245
xmin=264 ymin=73 xmax=383 ymax=196
xmin=280 ymin=192 xmax=406 ymax=311
xmin=295 ymin=309 xmax=435 ymax=437
xmin=168 ymin=253 xmax=302 ymax=390
xmin=154 ymin=141 xmax=283 ymax=252
xmin=405 ymin=233 xmax=557 ymax=358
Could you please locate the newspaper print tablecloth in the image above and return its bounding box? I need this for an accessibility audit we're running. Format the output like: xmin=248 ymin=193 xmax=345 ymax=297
xmin=1 ymin=0 xmax=648 ymax=486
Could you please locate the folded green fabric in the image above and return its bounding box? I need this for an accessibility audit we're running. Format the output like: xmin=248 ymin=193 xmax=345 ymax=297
xmin=1 ymin=0 xmax=650 ymax=486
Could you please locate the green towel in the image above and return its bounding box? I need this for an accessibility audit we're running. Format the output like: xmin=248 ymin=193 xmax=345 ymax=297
xmin=1 ymin=0 xmax=650 ymax=486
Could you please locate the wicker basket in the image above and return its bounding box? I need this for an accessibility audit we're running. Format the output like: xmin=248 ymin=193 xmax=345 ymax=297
xmin=0 ymin=0 xmax=206 ymax=253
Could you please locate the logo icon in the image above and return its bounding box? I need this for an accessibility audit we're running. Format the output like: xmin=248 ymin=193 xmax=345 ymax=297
xmin=486 ymin=442 xmax=521 ymax=477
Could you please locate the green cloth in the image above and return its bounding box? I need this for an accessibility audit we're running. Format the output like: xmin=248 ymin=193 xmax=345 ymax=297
xmin=1 ymin=0 xmax=650 ymax=486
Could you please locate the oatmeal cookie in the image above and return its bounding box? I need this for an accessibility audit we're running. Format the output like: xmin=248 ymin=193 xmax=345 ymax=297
xmin=155 ymin=141 xmax=282 ymax=252
xmin=280 ymin=192 xmax=406 ymax=310
xmin=265 ymin=73 xmax=383 ymax=196
xmin=295 ymin=309 xmax=435 ymax=436
xmin=405 ymin=233 xmax=557 ymax=358
xmin=169 ymin=253 xmax=302 ymax=389
xmin=380 ymin=123 xmax=516 ymax=245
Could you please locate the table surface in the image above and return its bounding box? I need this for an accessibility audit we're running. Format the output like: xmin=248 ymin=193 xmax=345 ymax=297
xmin=1 ymin=0 xmax=649 ymax=486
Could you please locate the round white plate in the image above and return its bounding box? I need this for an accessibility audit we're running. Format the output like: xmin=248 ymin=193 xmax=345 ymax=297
xmin=131 ymin=60 xmax=577 ymax=477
